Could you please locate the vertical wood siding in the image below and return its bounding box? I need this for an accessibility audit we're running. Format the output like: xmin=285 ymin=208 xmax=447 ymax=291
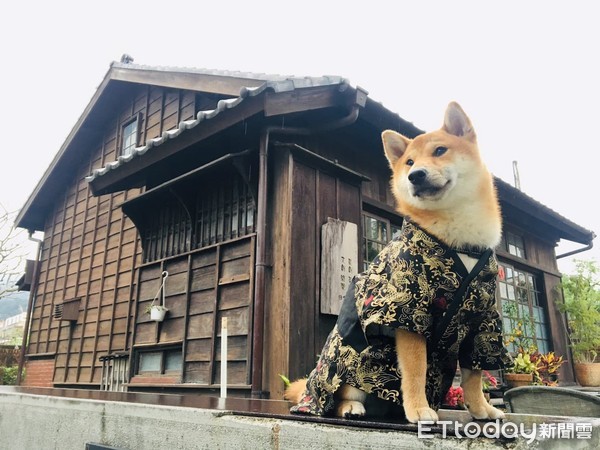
xmin=265 ymin=150 xmax=362 ymax=399
xmin=131 ymin=236 xmax=255 ymax=387
xmin=25 ymin=85 xmax=196 ymax=387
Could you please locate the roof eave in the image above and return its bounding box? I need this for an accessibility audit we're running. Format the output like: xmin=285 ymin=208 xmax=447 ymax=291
xmin=495 ymin=177 xmax=595 ymax=246
xmin=15 ymin=65 xmax=120 ymax=231
xmin=87 ymin=82 xmax=355 ymax=196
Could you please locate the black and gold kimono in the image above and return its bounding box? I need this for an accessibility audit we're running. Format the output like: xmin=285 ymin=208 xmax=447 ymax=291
xmin=291 ymin=220 xmax=511 ymax=416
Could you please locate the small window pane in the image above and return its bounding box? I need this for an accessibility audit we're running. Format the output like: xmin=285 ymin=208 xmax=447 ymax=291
xmin=122 ymin=119 xmax=138 ymax=157
xmin=391 ymin=225 xmax=402 ymax=240
xmin=533 ymin=306 xmax=543 ymax=321
xmin=499 ymin=282 xmax=508 ymax=299
xmin=506 ymin=231 xmax=526 ymax=258
xmin=536 ymin=323 xmax=545 ymax=340
xmin=364 ymin=216 xmax=374 ymax=239
xmin=365 ymin=216 xmax=386 ymax=242
xmin=502 ymin=317 xmax=513 ymax=333
xmin=366 ymin=241 xmax=384 ymax=263
xmin=507 ymin=285 xmax=516 ymax=300
xmin=531 ymin=289 xmax=540 ymax=306
xmin=527 ymin=275 xmax=534 ymax=289
xmin=518 ymin=303 xmax=529 ymax=318
xmin=517 ymin=287 xmax=528 ymax=303
xmin=165 ymin=350 xmax=183 ymax=372
xmin=139 ymin=352 xmax=161 ymax=372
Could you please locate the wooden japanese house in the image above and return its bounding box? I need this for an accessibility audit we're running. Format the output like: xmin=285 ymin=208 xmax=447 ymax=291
xmin=15 ymin=60 xmax=595 ymax=398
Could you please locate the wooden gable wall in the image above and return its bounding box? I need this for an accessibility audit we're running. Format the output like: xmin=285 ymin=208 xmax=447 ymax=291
xmin=24 ymin=84 xmax=199 ymax=387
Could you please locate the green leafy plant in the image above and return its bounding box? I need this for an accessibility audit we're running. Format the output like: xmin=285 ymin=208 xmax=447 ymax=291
xmin=510 ymin=352 xmax=538 ymax=374
xmin=502 ymin=299 xmax=567 ymax=385
xmin=535 ymin=351 xmax=566 ymax=386
xmin=557 ymin=259 xmax=600 ymax=363
xmin=278 ymin=374 xmax=291 ymax=388
xmin=503 ymin=301 xmax=539 ymax=378
xmin=0 ymin=366 xmax=20 ymax=385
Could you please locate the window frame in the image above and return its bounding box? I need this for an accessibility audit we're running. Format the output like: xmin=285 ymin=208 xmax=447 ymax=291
xmin=497 ymin=261 xmax=551 ymax=353
xmin=503 ymin=230 xmax=527 ymax=259
xmin=120 ymin=113 xmax=142 ymax=158
xmin=361 ymin=212 xmax=402 ymax=270
xmin=134 ymin=345 xmax=183 ymax=376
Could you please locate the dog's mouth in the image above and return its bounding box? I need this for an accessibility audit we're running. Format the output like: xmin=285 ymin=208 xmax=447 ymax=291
xmin=411 ymin=180 xmax=451 ymax=199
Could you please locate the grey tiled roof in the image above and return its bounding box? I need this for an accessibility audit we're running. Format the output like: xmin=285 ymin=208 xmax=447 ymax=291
xmin=111 ymin=62 xmax=338 ymax=86
xmin=85 ymin=64 xmax=347 ymax=182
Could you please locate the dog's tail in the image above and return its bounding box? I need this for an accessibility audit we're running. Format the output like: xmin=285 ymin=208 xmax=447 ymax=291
xmin=284 ymin=378 xmax=307 ymax=403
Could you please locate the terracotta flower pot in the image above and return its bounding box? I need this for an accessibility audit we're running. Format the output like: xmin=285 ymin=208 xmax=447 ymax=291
xmin=574 ymin=363 xmax=600 ymax=387
xmin=504 ymin=372 xmax=533 ymax=388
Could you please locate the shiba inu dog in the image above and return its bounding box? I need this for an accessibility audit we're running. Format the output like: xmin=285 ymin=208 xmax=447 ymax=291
xmin=286 ymin=102 xmax=509 ymax=424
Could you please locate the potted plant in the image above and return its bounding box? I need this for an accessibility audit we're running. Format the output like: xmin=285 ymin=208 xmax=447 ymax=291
xmin=557 ymin=259 xmax=600 ymax=386
xmin=146 ymin=270 xmax=170 ymax=322
xmin=535 ymin=351 xmax=566 ymax=386
xmin=443 ymin=386 xmax=465 ymax=409
xmin=502 ymin=302 xmax=538 ymax=387
xmin=504 ymin=351 xmax=538 ymax=387
xmin=147 ymin=304 xmax=169 ymax=322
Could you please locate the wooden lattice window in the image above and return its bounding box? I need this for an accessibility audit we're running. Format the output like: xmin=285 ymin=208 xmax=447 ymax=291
xmin=142 ymin=201 xmax=192 ymax=262
xmin=139 ymin=170 xmax=256 ymax=263
xmin=194 ymin=175 xmax=255 ymax=248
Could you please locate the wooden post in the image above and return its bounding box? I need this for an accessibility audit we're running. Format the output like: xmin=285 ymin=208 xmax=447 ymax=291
xmin=220 ymin=317 xmax=228 ymax=398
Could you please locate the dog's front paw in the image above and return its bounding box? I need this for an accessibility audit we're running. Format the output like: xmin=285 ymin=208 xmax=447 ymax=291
xmin=404 ymin=406 xmax=439 ymax=424
xmin=467 ymin=402 xmax=505 ymax=420
xmin=336 ymin=400 xmax=366 ymax=419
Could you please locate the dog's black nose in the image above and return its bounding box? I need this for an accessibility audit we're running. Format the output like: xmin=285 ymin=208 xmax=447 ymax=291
xmin=408 ymin=169 xmax=427 ymax=185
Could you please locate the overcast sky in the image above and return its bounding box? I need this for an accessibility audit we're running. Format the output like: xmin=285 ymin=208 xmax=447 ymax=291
xmin=2 ymin=0 xmax=599 ymax=274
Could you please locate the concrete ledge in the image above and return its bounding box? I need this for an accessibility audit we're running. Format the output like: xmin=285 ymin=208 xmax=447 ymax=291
xmin=1 ymin=387 xmax=598 ymax=449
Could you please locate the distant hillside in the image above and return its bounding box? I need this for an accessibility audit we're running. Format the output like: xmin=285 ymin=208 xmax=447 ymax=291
xmin=0 ymin=291 xmax=29 ymax=320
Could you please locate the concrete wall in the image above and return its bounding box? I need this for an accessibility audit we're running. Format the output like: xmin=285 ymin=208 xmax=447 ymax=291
xmin=0 ymin=388 xmax=598 ymax=450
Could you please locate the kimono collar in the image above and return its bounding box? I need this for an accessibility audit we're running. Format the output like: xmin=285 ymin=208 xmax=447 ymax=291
xmin=453 ymin=246 xmax=488 ymax=259
xmin=403 ymin=220 xmax=491 ymax=256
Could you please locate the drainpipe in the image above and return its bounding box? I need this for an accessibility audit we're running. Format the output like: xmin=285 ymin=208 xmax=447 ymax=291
xmin=17 ymin=231 xmax=43 ymax=385
xmin=251 ymin=86 xmax=368 ymax=398
xmin=556 ymin=240 xmax=594 ymax=259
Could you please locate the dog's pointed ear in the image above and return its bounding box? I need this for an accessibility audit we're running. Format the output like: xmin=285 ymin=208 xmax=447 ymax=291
xmin=443 ymin=102 xmax=476 ymax=142
xmin=382 ymin=130 xmax=411 ymax=166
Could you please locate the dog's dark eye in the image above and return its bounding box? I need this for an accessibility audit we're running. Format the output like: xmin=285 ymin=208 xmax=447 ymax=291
xmin=433 ymin=146 xmax=448 ymax=157
xmin=406 ymin=159 xmax=414 ymax=166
